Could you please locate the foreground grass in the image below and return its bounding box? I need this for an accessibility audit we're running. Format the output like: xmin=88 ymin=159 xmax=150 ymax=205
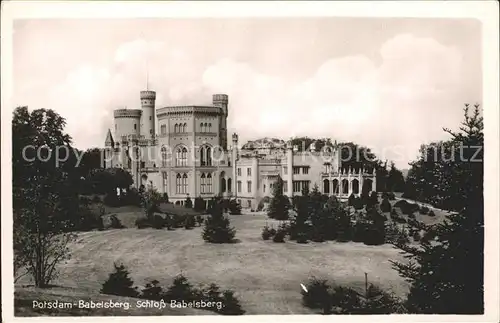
xmin=16 ymin=211 xmax=411 ymax=315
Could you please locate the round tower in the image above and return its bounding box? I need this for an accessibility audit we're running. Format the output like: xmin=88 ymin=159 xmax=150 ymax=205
xmin=213 ymin=94 xmax=229 ymax=150
xmin=114 ymin=109 xmax=142 ymax=142
xmin=140 ymin=90 xmax=156 ymax=140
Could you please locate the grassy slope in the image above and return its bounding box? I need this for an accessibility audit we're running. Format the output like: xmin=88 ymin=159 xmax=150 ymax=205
xmin=16 ymin=211 xmax=412 ymax=315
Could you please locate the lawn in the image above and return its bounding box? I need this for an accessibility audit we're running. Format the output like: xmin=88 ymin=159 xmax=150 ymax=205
xmin=15 ymin=210 xmax=412 ymax=315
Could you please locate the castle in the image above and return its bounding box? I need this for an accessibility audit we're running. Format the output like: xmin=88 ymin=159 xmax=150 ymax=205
xmin=103 ymin=89 xmax=377 ymax=209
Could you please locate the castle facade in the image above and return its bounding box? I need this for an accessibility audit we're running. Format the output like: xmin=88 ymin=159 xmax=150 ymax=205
xmin=104 ymin=89 xmax=377 ymax=209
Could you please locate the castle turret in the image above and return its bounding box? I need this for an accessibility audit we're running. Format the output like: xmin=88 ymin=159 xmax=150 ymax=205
xmin=140 ymin=90 xmax=156 ymax=141
xmin=213 ymin=94 xmax=229 ymax=150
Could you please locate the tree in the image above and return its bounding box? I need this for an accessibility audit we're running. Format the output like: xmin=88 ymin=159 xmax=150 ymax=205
xmin=185 ymin=196 xmax=193 ymax=208
xmin=12 ymin=107 xmax=79 ymax=286
xmin=391 ymin=104 xmax=484 ymax=314
xmin=228 ymin=199 xmax=242 ymax=215
xmin=267 ymin=176 xmax=290 ymax=220
xmin=141 ymin=187 xmax=162 ymax=219
xmin=202 ymin=197 xmax=236 ymax=243
xmin=100 ymin=263 xmax=139 ymax=297
xmin=387 ymin=162 xmax=406 ymax=192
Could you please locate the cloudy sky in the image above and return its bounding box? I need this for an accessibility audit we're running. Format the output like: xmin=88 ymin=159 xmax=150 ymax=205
xmin=12 ymin=18 xmax=482 ymax=168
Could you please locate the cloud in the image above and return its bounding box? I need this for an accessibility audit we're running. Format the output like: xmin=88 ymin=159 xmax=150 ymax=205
xmin=27 ymin=33 xmax=467 ymax=168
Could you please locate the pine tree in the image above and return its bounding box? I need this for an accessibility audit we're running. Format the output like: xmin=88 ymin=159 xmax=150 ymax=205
xmin=267 ymin=176 xmax=290 ymax=220
xmin=163 ymin=274 xmax=195 ymax=302
xmin=202 ymin=197 xmax=236 ymax=243
xmin=391 ymin=104 xmax=484 ymax=314
xmin=100 ymin=263 xmax=138 ymax=297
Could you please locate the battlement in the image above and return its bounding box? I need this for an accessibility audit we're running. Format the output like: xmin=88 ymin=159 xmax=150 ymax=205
xmin=114 ymin=109 xmax=142 ymax=118
xmin=213 ymin=94 xmax=228 ymax=104
xmin=140 ymin=91 xmax=156 ymax=100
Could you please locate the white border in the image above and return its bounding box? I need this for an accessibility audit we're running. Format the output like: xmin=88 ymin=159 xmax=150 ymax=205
xmin=1 ymin=1 xmax=499 ymax=323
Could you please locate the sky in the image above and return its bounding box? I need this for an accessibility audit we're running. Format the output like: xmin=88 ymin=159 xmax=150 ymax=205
xmin=12 ymin=18 xmax=482 ymax=169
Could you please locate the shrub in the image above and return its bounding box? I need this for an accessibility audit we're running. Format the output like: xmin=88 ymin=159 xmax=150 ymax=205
xmin=185 ymin=197 xmax=193 ymax=209
xmin=353 ymin=221 xmax=369 ymax=243
xmin=219 ymin=290 xmax=245 ymax=315
xmin=394 ymin=200 xmax=409 ymax=208
xmin=336 ymin=229 xmax=352 ymax=242
xmin=273 ymin=228 xmax=286 ymax=243
xmin=100 ymin=263 xmax=139 ymax=297
xmin=196 ymin=215 xmax=204 ymax=226
xmin=363 ymin=226 xmax=386 ymax=246
xmin=184 ymin=215 xmax=196 ymax=229
xmin=348 ymin=194 xmax=357 ymax=206
xmin=261 ymin=225 xmax=274 ymax=240
xmin=202 ymin=199 xmax=236 ymax=243
xmin=302 ymin=278 xmax=332 ymax=310
xmin=164 ymin=214 xmax=174 ymax=230
xmin=228 ymin=199 xmax=242 ymax=215
xmin=92 ymin=195 xmax=102 ymax=203
xmin=109 ymin=214 xmax=124 ymax=229
xmin=382 ymin=192 xmax=396 ymax=200
xmin=172 ymin=214 xmax=187 ymax=228
xmin=104 ymin=192 xmax=120 ymax=207
xmin=428 ymin=210 xmax=436 ymax=217
xmin=162 ymin=193 xmax=169 ymax=203
xmin=141 ymin=279 xmax=163 ymax=300
xmin=163 ymin=274 xmax=196 ymax=302
xmin=135 ymin=216 xmax=150 ymax=229
xmin=413 ymin=231 xmax=421 ymax=242
xmin=151 ymin=214 xmax=165 ymax=229
xmin=380 ymin=198 xmax=392 ymax=213
xmin=330 ymin=286 xmax=361 ymax=314
xmin=123 ymin=188 xmax=141 ymax=206
xmin=194 ymin=197 xmax=206 ymax=212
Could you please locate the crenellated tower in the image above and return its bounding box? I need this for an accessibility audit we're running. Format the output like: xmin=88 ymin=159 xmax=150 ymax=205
xmin=213 ymin=94 xmax=229 ymax=150
xmin=140 ymin=90 xmax=156 ymax=141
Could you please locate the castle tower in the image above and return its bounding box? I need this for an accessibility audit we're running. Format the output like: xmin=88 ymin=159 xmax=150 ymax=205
xmin=232 ymin=133 xmax=238 ymax=198
xmin=104 ymin=129 xmax=114 ymax=168
xmin=140 ymin=90 xmax=156 ymax=141
xmin=213 ymin=94 xmax=229 ymax=150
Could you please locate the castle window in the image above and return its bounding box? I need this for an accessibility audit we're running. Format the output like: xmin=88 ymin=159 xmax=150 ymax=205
xmin=283 ymin=181 xmax=287 ymax=192
xmin=160 ymin=124 xmax=166 ymax=135
xmin=149 ymin=116 xmax=152 ymax=120
xmin=150 ymin=129 xmax=153 ymax=134
xmin=162 ymin=172 xmax=168 ymax=192
xmin=174 ymin=124 xmax=179 ymax=133
xmin=161 ymin=146 xmax=168 ymax=167
xmin=283 ymin=166 xmax=287 ymax=175
xmin=201 ymin=173 xmax=206 ymax=193
xmin=182 ymin=173 xmax=188 ymax=193
xmin=302 ymin=167 xmax=309 ymax=175
xmin=204 ymin=123 xmax=208 ymax=132
xmin=208 ymin=123 xmax=212 ymax=132
xmin=237 ymin=168 xmax=241 ymax=176
xmin=263 ymin=184 xmax=266 ymax=193
xmin=237 ymin=181 xmax=242 ymax=193
xmin=183 ymin=123 xmax=187 ymax=133
xmin=176 ymin=146 xmax=188 ymax=166
xmin=293 ymin=181 xmax=301 ymax=193
xmin=176 ymin=173 xmax=188 ymax=194
xmin=293 ymin=167 xmax=300 ymax=175
xmin=134 ymin=124 xmax=137 ymax=130
xmin=220 ymin=173 xmax=227 ymax=193
xmin=227 ymin=178 xmax=232 ymax=192
xmin=207 ymin=173 xmax=212 ymax=193
xmin=200 ymin=122 xmax=204 ymax=132
xmin=247 ymin=168 xmax=251 ymax=176
xmin=247 ymin=181 xmax=252 ymax=193
xmin=115 ymin=124 xmax=117 ymax=131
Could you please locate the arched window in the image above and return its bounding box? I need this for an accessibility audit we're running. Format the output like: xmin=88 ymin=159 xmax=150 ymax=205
xmin=161 ymin=146 xmax=168 ymax=167
xmin=200 ymin=145 xmax=212 ymax=166
xmin=200 ymin=122 xmax=204 ymax=132
xmin=176 ymin=146 xmax=188 ymax=166
xmin=323 ymin=179 xmax=330 ymax=194
xmin=342 ymin=179 xmax=349 ymax=195
xmin=332 ymin=179 xmax=339 ymax=195
xmin=201 ymin=173 xmax=206 ymax=193
xmin=206 ymin=146 xmax=212 ymax=166
xmin=182 ymin=173 xmax=188 ymax=194
xmin=207 ymin=173 xmax=212 ymax=193
xmin=204 ymin=123 xmax=208 ymax=132
xmin=352 ymin=179 xmax=360 ymax=194
xmin=183 ymin=123 xmax=187 ymax=133
xmin=227 ymin=178 xmax=232 ymax=192
xmin=200 ymin=147 xmax=205 ymax=166
xmin=174 ymin=124 xmax=178 ymax=133
xmin=208 ymin=123 xmax=212 ymax=133
xmin=176 ymin=173 xmax=182 ymax=194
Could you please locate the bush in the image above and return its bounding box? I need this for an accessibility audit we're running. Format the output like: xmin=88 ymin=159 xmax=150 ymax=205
xmin=151 ymin=214 xmax=165 ymax=229
xmin=196 ymin=215 xmax=204 ymax=226
xmin=135 ymin=216 xmax=150 ymax=229
xmin=162 ymin=193 xmax=169 ymax=203
xmin=141 ymin=279 xmax=163 ymax=300
xmin=228 ymin=199 xmax=242 ymax=215
xmin=363 ymin=226 xmax=386 ymax=246
xmin=185 ymin=197 xmax=193 ymax=208
xmin=194 ymin=197 xmax=206 ymax=212
xmin=428 ymin=210 xmax=436 ymax=217
xmin=302 ymin=278 xmax=332 ymax=311
xmin=413 ymin=231 xmax=421 ymax=242
xmin=122 ymin=188 xmax=142 ymax=206
xmin=109 ymin=214 xmax=124 ymax=229
xmin=382 ymin=192 xmax=396 ymax=200
xmin=172 ymin=214 xmax=187 ymax=228
xmin=164 ymin=214 xmax=174 ymax=230
xmin=336 ymin=229 xmax=352 ymax=242
xmin=100 ymin=263 xmax=139 ymax=297
xmin=380 ymin=198 xmax=392 ymax=213
xmin=330 ymin=286 xmax=361 ymax=314
xmin=219 ymin=290 xmax=245 ymax=315
xmin=272 ymin=228 xmax=286 ymax=243
xmin=104 ymin=192 xmax=120 ymax=207
xmin=353 ymin=221 xmax=369 ymax=243
xmin=202 ymin=199 xmax=236 ymax=243
xmin=261 ymin=225 xmax=274 ymax=240
xmin=184 ymin=215 xmax=196 ymax=229
xmin=92 ymin=195 xmax=102 ymax=203
xmin=393 ymin=199 xmax=409 ymax=208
